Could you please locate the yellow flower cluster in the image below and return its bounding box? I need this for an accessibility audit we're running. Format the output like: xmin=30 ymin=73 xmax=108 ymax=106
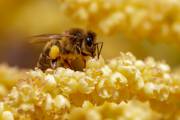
xmin=68 ymin=100 xmax=161 ymax=120
xmin=0 ymin=52 xmax=179 ymax=119
xmin=0 ymin=64 xmax=25 ymax=99
xmin=59 ymin=0 xmax=180 ymax=42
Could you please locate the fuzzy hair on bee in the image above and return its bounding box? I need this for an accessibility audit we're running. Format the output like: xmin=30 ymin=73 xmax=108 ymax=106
xmin=30 ymin=28 xmax=103 ymax=71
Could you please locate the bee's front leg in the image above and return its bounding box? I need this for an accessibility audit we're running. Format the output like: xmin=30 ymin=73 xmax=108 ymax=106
xmin=72 ymin=45 xmax=81 ymax=55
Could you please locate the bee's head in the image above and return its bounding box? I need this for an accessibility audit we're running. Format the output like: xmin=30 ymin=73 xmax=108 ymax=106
xmin=67 ymin=28 xmax=103 ymax=58
xmin=81 ymin=31 xmax=97 ymax=57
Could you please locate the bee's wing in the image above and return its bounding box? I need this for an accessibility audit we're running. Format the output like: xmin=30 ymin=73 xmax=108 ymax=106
xmin=29 ymin=34 xmax=73 ymax=44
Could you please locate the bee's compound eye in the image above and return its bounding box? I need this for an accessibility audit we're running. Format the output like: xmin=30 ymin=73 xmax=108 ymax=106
xmin=86 ymin=36 xmax=93 ymax=46
xmin=49 ymin=45 xmax=60 ymax=59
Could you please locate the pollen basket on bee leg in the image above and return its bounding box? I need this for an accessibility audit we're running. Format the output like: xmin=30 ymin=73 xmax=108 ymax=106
xmin=49 ymin=45 xmax=60 ymax=59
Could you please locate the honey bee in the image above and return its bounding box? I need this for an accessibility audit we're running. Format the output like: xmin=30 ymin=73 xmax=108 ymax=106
xmin=30 ymin=28 xmax=103 ymax=71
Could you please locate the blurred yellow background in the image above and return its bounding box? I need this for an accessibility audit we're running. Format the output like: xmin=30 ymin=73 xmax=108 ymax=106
xmin=0 ymin=0 xmax=180 ymax=68
xmin=0 ymin=1 xmax=179 ymax=120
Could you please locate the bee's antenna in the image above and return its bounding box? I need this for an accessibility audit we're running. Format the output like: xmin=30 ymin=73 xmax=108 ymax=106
xmin=96 ymin=42 xmax=103 ymax=59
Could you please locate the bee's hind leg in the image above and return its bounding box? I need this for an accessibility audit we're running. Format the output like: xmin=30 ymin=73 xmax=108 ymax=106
xmin=50 ymin=59 xmax=59 ymax=69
